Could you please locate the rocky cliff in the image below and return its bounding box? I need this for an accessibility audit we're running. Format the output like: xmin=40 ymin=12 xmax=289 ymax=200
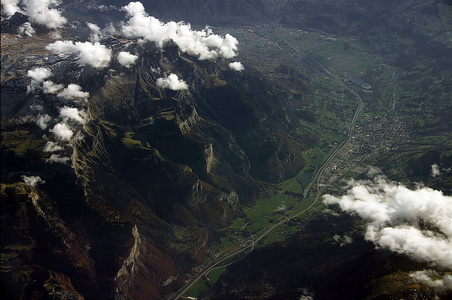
xmin=1 ymin=20 xmax=307 ymax=298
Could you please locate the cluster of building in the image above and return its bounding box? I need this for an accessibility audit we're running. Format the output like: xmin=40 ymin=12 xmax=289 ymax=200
xmin=321 ymin=113 xmax=411 ymax=185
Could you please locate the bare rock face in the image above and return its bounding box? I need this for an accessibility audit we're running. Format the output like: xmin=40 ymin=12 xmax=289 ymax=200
xmin=0 ymin=183 xmax=94 ymax=299
xmin=1 ymin=28 xmax=306 ymax=298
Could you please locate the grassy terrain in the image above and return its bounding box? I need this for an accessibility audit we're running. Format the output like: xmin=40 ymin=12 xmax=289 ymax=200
xmin=1 ymin=130 xmax=47 ymax=156
xmin=184 ymin=279 xmax=211 ymax=298
xmin=278 ymin=177 xmax=304 ymax=194
xmin=209 ymin=267 xmax=226 ymax=284
xmin=244 ymin=193 xmax=300 ymax=220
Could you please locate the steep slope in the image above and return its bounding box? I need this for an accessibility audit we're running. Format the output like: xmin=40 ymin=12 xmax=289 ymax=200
xmin=1 ymin=26 xmax=307 ymax=298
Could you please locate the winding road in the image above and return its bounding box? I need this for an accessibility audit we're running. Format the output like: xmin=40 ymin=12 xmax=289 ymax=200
xmin=171 ymin=28 xmax=363 ymax=300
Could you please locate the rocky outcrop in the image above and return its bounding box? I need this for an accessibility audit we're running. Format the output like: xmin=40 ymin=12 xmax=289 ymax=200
xmin=0 ymin=182 xmax=95 ymax=299
xmin=205 ymin=143 xmax=216 ymax=173
xmin=115 ymin=225 xmax=144 ymax=299
xmin=1 ymin=21 xmax=307 ymax=299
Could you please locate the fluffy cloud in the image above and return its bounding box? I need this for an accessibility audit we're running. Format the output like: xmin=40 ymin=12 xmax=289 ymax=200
xmin=87 ymin=22 xmax=102 ymax=42
xmin=219 ymin=34 xmax=239 ymax=59
xmin=21 ymin=175 xmax=45 ymax=187
xmin=431 ymin=163 xmax=441 ymax=177
xmin=46 ymin=40 xmax=112 ymax=69
xmin=57 ymin=84 xmax=89 ymax=100
xmin=36 ymin=114 xmax=52 ymax=129
xmin=49 ymin=30 xmax=62 ymax=39
xmin=30 ymin=104 xmax=43 ymax=111
xmin=323 ymin=169 xmax=452 ymax=269
xmin=333 ymin=235 xmax=353 ymax=247
xmin=229 ymin=61 xmax=244 ymax=71
xmin=87 ymin=4 xmax=120 ymax=12
xmin=117 ymin=51 xmax=139 ymax=68
xmin=27 ymin=67 xmax=52 ymax=92
xmin=22 ymin=0 xmax=67 ymax=29
xmin=156 ymin=73 xmax=188 ymax=90
xmin=1 ymin=0 xmax=22 ymax=17
xmin=50 ymin=123 xmax=73 ymax=140
xmin=18 ymin=22 xmax=36 ymax=37
xmin=102 ymin=22 xmax=117 ymax=35
xmin=26 ymin=68 xmax=89 ymax=99
xmin=47 ymin=154 xmax=71 ymax=164
xmin=409 ymin=270 xmax=452 ymax=292
xmin=27 ymin=67 xmax=84 ymax=97
xmin=42 ymin=80 xmax=63 ymax=94
xmin=43 ymin=141 xmax=63 ymax=152
xmin=120 ymin=1 xmax=239 ymax=60
xmin=59 ymin=106 xmax=87 ymax=124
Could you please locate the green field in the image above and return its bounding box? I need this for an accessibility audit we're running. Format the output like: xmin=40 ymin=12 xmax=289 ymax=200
xmin=184 ymin=279 xmax=210 ymax=298
xmin=208 ymin=267 xmax=226 ymax=284
xmin=245 ymin=193 xmax=301 ymax=220
xmin=278 ymin=177 xmax=304 ymax=194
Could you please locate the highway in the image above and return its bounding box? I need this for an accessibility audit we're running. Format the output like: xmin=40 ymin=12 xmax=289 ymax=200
xmin=171 ymin=29 xmax=363 ymax=300
xmin=258 ymin=31 xmax=363 ymax=197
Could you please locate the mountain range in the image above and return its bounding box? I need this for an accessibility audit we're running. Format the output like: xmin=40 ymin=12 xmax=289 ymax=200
xmin=1 ymin=0 xmax=452 ymax=299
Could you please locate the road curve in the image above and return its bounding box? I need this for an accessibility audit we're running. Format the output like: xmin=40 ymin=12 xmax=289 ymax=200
xmin=171 ymin=28 xmax=363 ymax=300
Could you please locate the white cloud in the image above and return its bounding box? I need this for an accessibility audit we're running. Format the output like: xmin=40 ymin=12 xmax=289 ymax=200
xmin=1 ymin=0 xmax=22 ymax=17
xmin=46 ymin=40 xmax=112 ymax=69
xmin=22 ymin=0 xmax=67 ymax=29
xmin=50 ymin=123 xmax=73 ymax=140
xmin=59 ymin=106 xmax=87 ymax=124
xmin=120 ymin=1 xmax=172 ymax=45
xmin=156 ymin=73 xmax=188 ymax=91
xmin=120 ymin=1 xmax=239 ymax=60
xmin=42 ymin=80 xmax=64 ymax=94
xmin=30 ymin=104 xmax=43 ymax=111
xmin=323 ymin=170 xmax=452 ymax=269
xmin=43 ymin=141 xmax=63 ymax=152
xmin=333 ymin=235 xmax=353 ymax=246
xmin=117 ymin=51 xmax=139 ymax=68
xmin=409 ymin=270 xmax=452 ymax=292
xmin=87 ymin=4 xmax=119 ymax=12
xmin=150 ymin=67 xmax=160 ymax=74
xmin=103 ymin=22 xmax=117 ymax=35
xmin=47 ymin=40 xmax=76 ymax=54
xmin=57 ymin=84 xmax=89 ymax=100
xmin=73 ymin=41 xmax=112 ymax=68
xmin=36 ymin=114 xmax=52 ymax=129
xmin=18 ymin=22 xmax=36 ymax=37
xmin=47 ymin=154 xmax=71 ymax=164
xmin=31 ymin=79 xmax=88 ymax=99
xmin=431 ymin=163 xmax=441 ymax=178
xmin=87 ymin=22 xmax=102 ymax=42
xmin=219 ymin=34 xmax=239 ymax=59
xmin=28 ymin=67 xmax=51 ymax=85
xmin=21 ymin=175 xmax=45 ymax=187
xmin=27 ymin=68 xmax=74 ymax=96
xmin=229 ymin=61 xmax=244 ymax=71
xmin=49 ymin=30 xmax=62 ymax=39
